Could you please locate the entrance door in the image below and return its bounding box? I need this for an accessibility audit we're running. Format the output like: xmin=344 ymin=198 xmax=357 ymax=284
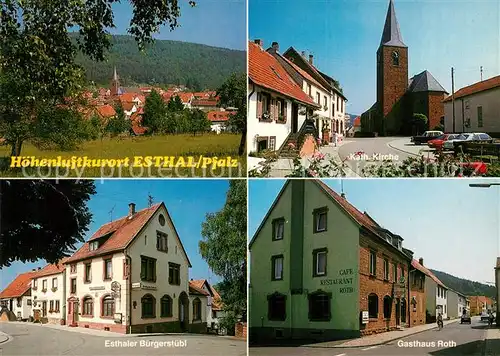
xmin=401 ymin=299 xmax=407 ymax=325
xmin=395 ymin=299 xmax=401 ymax=326
xmin=178 ymin=292 xmax=189 ymax=332
xmin=67 ymin=299 xmax=78 ymax=326
xmin=291 ymin=103 xmax=299 ymax=133
xmin=42 ymin=301 xmax=47 ymax=317
xmin=8 ymin=299 xmax=13 ymax=311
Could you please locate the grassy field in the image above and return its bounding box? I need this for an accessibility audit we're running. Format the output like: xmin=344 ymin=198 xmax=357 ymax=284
xmin=0 ymin=133 xmax=246 ymax=178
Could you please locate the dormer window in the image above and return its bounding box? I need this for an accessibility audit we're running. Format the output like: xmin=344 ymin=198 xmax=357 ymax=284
xmin=392 ymin=51 xmax=399 ymax=66
xmin=89 ymin=241 xmax=99 ymax=251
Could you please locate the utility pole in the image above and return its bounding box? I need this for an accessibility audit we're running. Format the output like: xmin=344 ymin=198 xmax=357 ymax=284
xmin=451 ymin=67 xmax=456 ymax=133
xmin=480 ymin=66 xmax=483 ymax=81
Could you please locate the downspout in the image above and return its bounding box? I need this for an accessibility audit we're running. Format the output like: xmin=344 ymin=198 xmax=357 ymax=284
xmin=125 ymin=250 xmax=132 ymax=334
xmin=248 ymin=83 xmax=255 ymax=153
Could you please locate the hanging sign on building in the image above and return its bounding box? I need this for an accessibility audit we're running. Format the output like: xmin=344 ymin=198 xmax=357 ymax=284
xmin=361 ymin=311 xmax=369 ymax=324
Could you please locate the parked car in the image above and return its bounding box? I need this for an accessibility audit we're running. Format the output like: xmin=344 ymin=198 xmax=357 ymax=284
xmin=461 ymin=313 xmax=472 ymax=324
xmin=442 ymin=133 xmax=494 ymax=150
xmin=480 ymin=312 xmax=490 ymax=321
xmin=411 ymin=130 xmax=444 ymax=145
xmin=427 ymin=133 xmax=461 ymax=150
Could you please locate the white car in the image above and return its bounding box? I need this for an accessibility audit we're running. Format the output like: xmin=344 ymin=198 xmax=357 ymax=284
xmin=442 ymin=133 xmax=493 ymax=150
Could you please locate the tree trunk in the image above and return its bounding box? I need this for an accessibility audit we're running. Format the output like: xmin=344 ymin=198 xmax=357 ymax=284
xmin=238 ymin=129 xmax=246 ymax=156
xmin=10 ymin=139 xmax=23 ymax=157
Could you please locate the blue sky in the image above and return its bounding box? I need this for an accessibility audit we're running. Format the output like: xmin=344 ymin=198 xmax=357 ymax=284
xmin=249 ymin=0 xmax=500 ymax=115
xmin=109 ymin=0 xmax=246 ymax=50
xmin=0 ymin=179 xmax=231 ymax=291
xmin=249 ymin=179 xmax=500 ymax=284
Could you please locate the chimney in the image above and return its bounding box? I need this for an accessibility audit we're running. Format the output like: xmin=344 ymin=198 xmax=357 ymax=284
xmin=341 ymin=192 xmax=346 ymax=199
xmin=128 ymin=203 xmax=136 ymax=217
xmin=419 ymin=257 xmax=424 ymax=266
xmin=254 ymin=39 xmax=263 ymax=47
xmin=309 ymin=54 xmax=314 ymax=65
xmin=32 ymin=269 xmax=36 ymax=272
xmin=271 ymin=42 xmax=279 ymax=52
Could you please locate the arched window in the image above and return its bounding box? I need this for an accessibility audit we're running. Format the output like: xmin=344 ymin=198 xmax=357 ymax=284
xmin=101 ymin=295 xmax=114 ymax=317
xmin=368 ymin=293 xmax=379 ymax=318
xmin=192 ymin=298 xmax=202 ymax=321
xmin=392 ymin=51 xmax=399 ymax=66
xmin=82 ymin=296 xmax=93 ymax=317
xmin=160 ymin=295 xmax=173 ymax=317
xmin=141 ymin=294 xmax=156 ymax=318
xmin=383 ymin=295 xmax=392 ymax=319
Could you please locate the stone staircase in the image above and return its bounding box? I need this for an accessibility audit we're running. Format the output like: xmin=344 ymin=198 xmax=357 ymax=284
xmin=279 ymin=133 xmax=299 ymax=158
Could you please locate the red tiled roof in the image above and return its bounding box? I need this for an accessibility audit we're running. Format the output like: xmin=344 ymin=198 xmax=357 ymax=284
xmin=162 ymin=93 xmax=173 ymax=102
xmin=192 ymin=99 xmax=219 ymax=107
xmin=281 ymin=55 xmax=328 ymax=92
xmin=119 ymin=93 xmax=136 ymax=102
xmin=354 ymin=116 xmax=361 ymax=127
xmin=443 ymin=75 xmax=500 ymax=102
xmin=0 ymin=271 xmax=39 ymax=298
xmin=35 ymin=258 xmax=69 ymax=278
xmin=188 ymin=281 xmax=209 ymax=296
xmin=177 ymin=92 xmax=194 ymax=104
xmin=97 ymin=105 xmax=116 ymax=118
xmin=249 ymin=42 xmax=319 ymax=107
xmin=189 ymin=280 xmax=223 ymax=310
xmin=122 ymin=102 xmax=135 ymax=112
xmin=132 ymin=125 xmax=147 ymax=135
xmin=411 ymin=259 xmax=446 ymax=288
xmin=207 ymin=111 xmax=235 ymax=122
xmin=65 ymin=204 xmax=162 ymax=263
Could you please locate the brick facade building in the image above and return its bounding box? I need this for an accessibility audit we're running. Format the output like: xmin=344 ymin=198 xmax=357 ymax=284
xmin=409 ymin=258 xmax=427 ymax=327
xmin=362 ymin=0 xmax=447 ymax=135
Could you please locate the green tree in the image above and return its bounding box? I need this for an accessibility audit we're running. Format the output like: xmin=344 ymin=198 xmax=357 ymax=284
xmin=199 ymin=180 xmax=247 ymax=335
xmin=0 ymin=0 xmax=195 ymax=156
xmin=106 ymin=115 xmax=131 ymax=138
xmin=142 ymin=89 xmax=167 ymax=134
xmin=0 ymin=180 xmax=96 ymax=267
xmin=216 ymin=72 xmax=246 ymax=155
xmin=167 ymin=95 xmax=185 ymax=112
xmin=412 ymin=113 xmax=429 ymax=134
xmin=188 ymin=109 xmax=210 ymax=136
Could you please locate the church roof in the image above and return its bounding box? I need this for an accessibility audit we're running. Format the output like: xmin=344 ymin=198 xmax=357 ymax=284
xmin=380 ymin=0 xmax=407 ymax=48
xmin=408 ymin=70 xmax=447 ymax=93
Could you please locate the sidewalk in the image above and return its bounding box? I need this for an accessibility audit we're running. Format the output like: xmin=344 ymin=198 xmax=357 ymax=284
xmin=306 ymin=319 xmax=459 ymax=349
xmin=485 ymin=327 xmax=500 ymax=355
xmin=387 ymin=138 xmax=435 ymax=158
xmin=2 ymin=321 xmax=243 ymax=340
xmin=319 ymin=140 xmax=359 ymax=177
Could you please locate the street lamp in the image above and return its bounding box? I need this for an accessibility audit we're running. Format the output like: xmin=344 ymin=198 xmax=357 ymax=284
xmin=469 ymin=182 xmax=500 ymax=326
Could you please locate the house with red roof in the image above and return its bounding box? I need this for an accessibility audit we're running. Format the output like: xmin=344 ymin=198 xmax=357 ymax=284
xmin=191 ymin=98 xmax=220 ymax=112
xmin=248 ymin=40 xmax=321 ymax=155
xmin=189 ymin=279 xmax=225 ymax=333
xmin=443 ymin=75 xmax=500 ymax=134
xmin=0 ymin=270 xmax=41 ymax=321
xmin=266 ymin=42 xmax=348 ymax=141
xmin=62 ymin=202 xmax=204 ymax=334
xmin=31 ymin=259 xmax=69 ymax=324
xmin=248 ymin=179 xmax=414 ymax=344
xmin=207 ymin=111 xmax=235 ymax=133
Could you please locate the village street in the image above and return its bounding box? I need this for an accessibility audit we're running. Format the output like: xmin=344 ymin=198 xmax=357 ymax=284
xmin=0 ymin=322 xmax=246 ymax=356
xmin=249 ymin=317 xmax=500 ymax=356
xmin=337 ymin=137 xmax=436 ymax=176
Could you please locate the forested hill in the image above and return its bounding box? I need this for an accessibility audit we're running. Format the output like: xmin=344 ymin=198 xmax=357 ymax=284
xmin=74 ymin=34 xmax=246 ymax=90
xmin=430 ymin=269 xmax=496 ymax=299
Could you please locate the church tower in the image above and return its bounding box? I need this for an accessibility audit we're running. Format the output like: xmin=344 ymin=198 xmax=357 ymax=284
xmin=110 ymin=66 xmax=120 ymax=96
xmin=376 ymin=0 xmax=408 ymax=124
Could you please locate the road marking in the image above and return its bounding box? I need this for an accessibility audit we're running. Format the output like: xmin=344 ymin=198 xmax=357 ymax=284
xmin=362 ymin=346 xmax=379 ymax=351
xmin=334 ymin=354 xmax=347 ymax=356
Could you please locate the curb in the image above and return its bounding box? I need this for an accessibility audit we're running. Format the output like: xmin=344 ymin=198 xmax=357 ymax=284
xmin=387 ymin=140 xmax=421 ymax=157
xmin=306 ymin=320 xmax=460 ymax=349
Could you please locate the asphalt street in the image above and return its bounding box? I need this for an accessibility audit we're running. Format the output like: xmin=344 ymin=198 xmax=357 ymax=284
xmin=0 ymin=322 xmax=246 ymax=356
xmin=249 ymin=317 xmax=498 ymax=356
xmin=338 ymin=137 xmax=432 ymax=176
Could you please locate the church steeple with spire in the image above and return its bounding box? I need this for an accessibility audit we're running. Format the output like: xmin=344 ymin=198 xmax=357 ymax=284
xmin=110 ymin=66 xmax=121 ymax=96
xmin=376 ymin=0 xmax=409 ymax=131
